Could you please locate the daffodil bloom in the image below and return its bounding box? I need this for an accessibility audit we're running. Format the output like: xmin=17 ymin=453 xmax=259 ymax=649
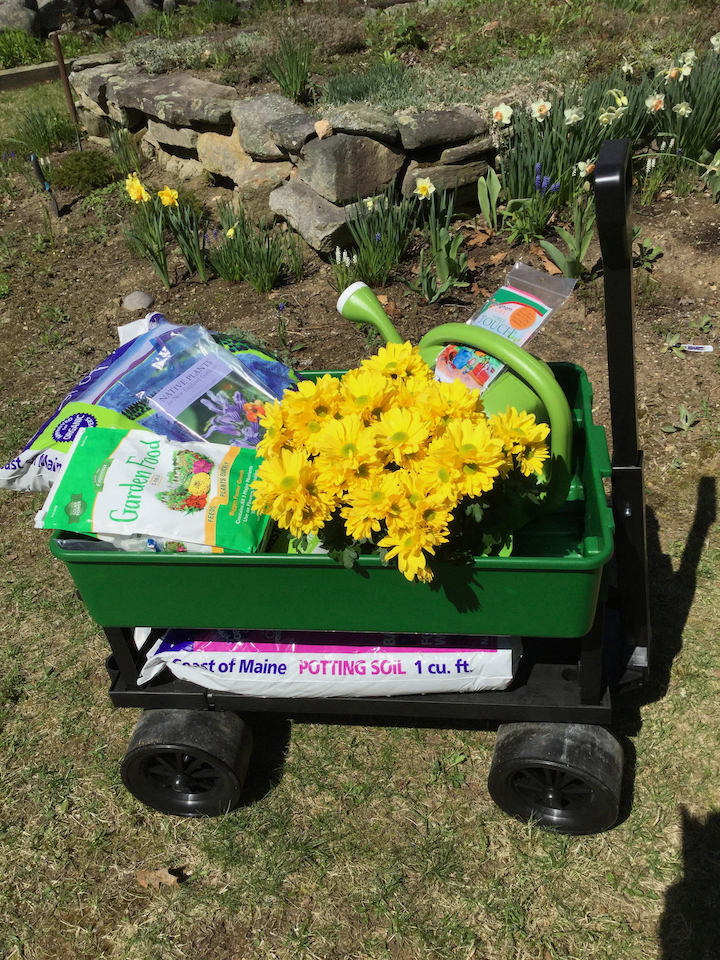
xmin=681 ymin=48 xmax=697 ymax=65
xmin=621 ymin=58 xmax=633 ymax=75
xmin=530 ymin=100 xmax=552 ymax=121
xmin=599 ymin=108 xmax=617 ymax=125
xmin=645 ymin=93 xmax=665 ymax=113
xmin=158 ymin=185 xmax=179 ymax=207
xmin=125 ymin=173 xmax=150 ymax=204
xmin=414 ymin=177 xmax=436 ymax=200
xmin=615 ymin=104 xmax=628 ymax=119
xmin=577 ymin=159 xmax=596 ymax=178
xmin=711 ymin=32 xmax=720 ymax=54
xmin=492 ymin=102 xmax=513 ymax=125
xmin=673 ymin=101 xmax=693 ymax=117
xmin=606 ymin=88 xmax=628 ymax=107
xmin=226 ymin=223 xmax=238 ymax=239
xmin=664 ymin=65 xmax=680 ymax=83
xmin=364 ymin=197 xmax=375 ymax=210
xmin=563 ymin=105 xmax=585 ymax=126
xmin=678 ymin=63 xmax=692 ymax=81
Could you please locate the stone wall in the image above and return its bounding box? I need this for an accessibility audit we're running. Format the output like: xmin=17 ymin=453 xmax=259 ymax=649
xmin=70 ymin=60 xmax=497 ymax=254
xmin=0 ymin=0 xmax=163 ymax=35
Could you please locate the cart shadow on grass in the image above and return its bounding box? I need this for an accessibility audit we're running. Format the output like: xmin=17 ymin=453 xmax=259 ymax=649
xmin=658 ymin=806 xmax=720 ymax=960
xmin=611 ymin=474 xmax=716 ymax=825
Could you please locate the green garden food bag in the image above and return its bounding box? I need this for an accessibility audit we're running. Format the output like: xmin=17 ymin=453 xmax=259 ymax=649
xmin=35 ymin=428 xmax=268 ymax=554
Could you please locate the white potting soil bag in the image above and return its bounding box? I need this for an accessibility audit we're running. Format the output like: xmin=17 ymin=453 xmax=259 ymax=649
xmin=139 ymin=629 xmax=519 ymax=698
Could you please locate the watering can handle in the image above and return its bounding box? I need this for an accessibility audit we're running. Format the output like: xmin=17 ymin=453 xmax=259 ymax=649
xmin=418 ymin=324 xmax=573 ymax=512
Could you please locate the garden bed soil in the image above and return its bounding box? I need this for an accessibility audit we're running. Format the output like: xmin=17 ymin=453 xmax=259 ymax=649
xmin=1 ymin=162 xmax=719 ymax=569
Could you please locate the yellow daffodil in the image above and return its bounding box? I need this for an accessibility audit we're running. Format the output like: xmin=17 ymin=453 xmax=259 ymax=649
xmin=414 ymin=177 xmax=436 ymax=200
xmin=125 ymin=173 xmax=150 ymax=204
xmin=158 ymin=185 xmax=179 ymax=207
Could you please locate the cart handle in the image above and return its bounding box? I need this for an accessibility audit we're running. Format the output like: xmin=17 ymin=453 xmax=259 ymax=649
xmin=337 ymin=283 xmax=573 ymax=513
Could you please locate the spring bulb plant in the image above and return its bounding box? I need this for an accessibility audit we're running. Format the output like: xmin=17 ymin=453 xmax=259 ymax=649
xmin=251 ymin=342 xmax=549 ymax=583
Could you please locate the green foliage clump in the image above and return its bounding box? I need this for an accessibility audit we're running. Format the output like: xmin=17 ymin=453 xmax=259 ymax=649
xmin=264 ymin=34 xmax=313 ymax=103
xmin=52 ymin=151 xmax=116 ymax=193
xmin=10 ymin=107 xmax=77 ymax=158
xmin=0 ymin=29 xmax=47 ymax=70
xmin=322 ymin=61 xmax=420 ymax=111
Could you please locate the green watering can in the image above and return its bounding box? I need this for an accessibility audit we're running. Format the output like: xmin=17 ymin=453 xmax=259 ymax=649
xmin=336 ymin=281 xmax=574 ymax=516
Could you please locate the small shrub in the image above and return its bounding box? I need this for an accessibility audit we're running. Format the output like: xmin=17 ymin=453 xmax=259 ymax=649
xmin=52 ymin=151 xmax=116 ymax=193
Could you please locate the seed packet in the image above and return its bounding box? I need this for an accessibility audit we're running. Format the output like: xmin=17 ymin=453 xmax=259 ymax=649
xmin=435 ymin=263 xmax=576 ymax=391
xmin=139 ymin=628 xmax=519 ymax=697
xmin=35 ymin=428 xmax=269 ymax=554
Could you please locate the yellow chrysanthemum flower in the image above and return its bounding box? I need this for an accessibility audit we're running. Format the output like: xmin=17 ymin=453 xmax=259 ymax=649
xmin=418 ymin=446 xmax=463 ymax=502
xmin=417 ymin=378 xmax=483 ymax=435
xmin=361 ymin=341 xmax=430 ymax=381
xmin=378 ymin=524 xmax=445 ymax=581
xmin=282 ymin=375 xmax=342 ymax=452
xmin=439 ymin=418 xmax=505 ymax=498
xmin=375 ymin=406 xmax=430 ymax=465
xmin=256 ymin=399 xmax=292 ymax=458
xmin=252 ymin=448 xmax=336 ymax=537
xmin=158 ymin=185 xmax=179 ymax=207
xmin=340 ymin=471 xmax=402 ymax=540
xmin=315 ymin=414 xmax=380 ymax=486
xmin=489 ymin=406 xmax=550 ymax=456
xmin=125 ymin=173 xmax=150 ymax=204
xmin=338 ymin=368 xmax=393 ymax=423
xmin=517 ymin=443 xmax=550 ymax=477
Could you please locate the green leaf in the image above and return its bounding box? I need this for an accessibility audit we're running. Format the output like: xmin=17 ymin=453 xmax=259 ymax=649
xmin=539 ymin=239 xmax=569 ymax=277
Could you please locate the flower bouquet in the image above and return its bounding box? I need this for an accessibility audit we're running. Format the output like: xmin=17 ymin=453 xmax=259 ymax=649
xmin=251 ymin=342 xmax=549 ymax=583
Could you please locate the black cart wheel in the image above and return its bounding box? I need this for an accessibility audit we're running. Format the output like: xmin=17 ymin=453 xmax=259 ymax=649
xmin=487 ymin=722 xmax=624 ymax=835
xmin=121 ymin=709 xmax=253 ymax=817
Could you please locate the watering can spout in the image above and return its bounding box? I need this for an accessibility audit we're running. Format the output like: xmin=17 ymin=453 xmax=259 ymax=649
xmin=336 ymin=282 xmax=404 ymax=345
